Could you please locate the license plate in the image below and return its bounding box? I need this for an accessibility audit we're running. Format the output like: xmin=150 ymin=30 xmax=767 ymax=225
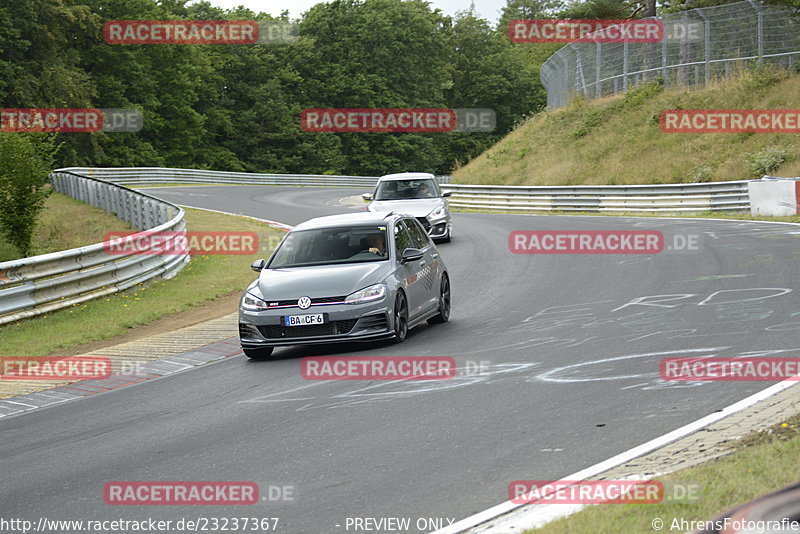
xmin=285 ymin=314 xmax=325 ymax=326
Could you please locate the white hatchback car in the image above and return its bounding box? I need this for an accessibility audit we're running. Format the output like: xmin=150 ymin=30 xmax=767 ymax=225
xmin=362 ymin=172 xmax=452 ymax=242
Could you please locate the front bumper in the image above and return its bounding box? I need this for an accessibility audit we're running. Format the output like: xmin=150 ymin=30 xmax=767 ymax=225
xmin=239 ymin=300 xmax=394 ymax=348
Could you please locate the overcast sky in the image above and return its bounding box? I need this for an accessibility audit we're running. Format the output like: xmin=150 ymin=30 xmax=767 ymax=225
xmin=191 ymin=0 xmax=507 ymax=23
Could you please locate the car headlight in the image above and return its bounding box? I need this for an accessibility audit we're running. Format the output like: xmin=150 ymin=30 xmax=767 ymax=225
xmin=242 ymin=290 xmax=269 ymax=311
xmin=428 ymin=206 xmax=446 ymax=219
xmin=345 ymin=284 xmax=386 ymax=304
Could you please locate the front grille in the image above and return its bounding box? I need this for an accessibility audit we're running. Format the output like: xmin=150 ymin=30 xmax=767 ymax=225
xmin=314 ymin=296 xmax=347 ymax=304
xmin=416 ymin=217 xmax=431 ymax=232
xmin=265 ymin=296 xmax=346 ymax=308
xmin=258 ymin=319 xmax=358 ymax=339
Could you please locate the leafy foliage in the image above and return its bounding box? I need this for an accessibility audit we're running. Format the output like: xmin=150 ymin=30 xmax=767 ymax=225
xmin=0 ymin=0 xmax=551 ymax=175
xmin=0 ymin=133 xmax=58 ymax=255
xmin=746 ymin=145 xmax=794 ymax=177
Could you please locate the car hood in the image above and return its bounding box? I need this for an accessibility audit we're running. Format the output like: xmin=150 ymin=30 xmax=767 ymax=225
xmin=257 ymin=262 xmax=392 ymax=300
xmin=368 ymin=198 xmax=443 ymax=217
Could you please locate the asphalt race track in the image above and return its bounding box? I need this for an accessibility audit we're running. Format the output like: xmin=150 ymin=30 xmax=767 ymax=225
xmin=2 ymin=185 xmax=799 ymax=533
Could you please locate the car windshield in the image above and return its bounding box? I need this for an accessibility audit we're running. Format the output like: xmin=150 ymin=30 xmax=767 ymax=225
xmin=375 ymin=179 xmax=437 ymax=200
xmin=267 ymin=226 xmax=389 ymax=268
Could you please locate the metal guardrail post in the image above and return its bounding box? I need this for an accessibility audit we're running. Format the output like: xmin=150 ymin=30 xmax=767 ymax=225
xmin=623 ymin=42 xmax=629 ymax=91
xmin=662 ymin=24 xmax=668 ymax=84
xmin=698 ymin=11 xmax=711 ymax=83
xmin=595 ymin=43 xmax=602 ymax=98
xmin=745 ymin=0 xmax=764 ymax=62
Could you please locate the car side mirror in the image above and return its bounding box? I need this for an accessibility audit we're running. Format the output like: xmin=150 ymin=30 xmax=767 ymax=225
xmin=250 ymin=259 xmax=266 ymax=272
xmin=401 ymin=248 xmax=424 ymax=263
xmin=362 ymin=193 xmax=373 ymax=201
xmin=442 ymin=191 xmax=452 ymax=197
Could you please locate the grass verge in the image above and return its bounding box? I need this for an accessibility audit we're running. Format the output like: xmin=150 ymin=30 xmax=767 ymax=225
xmin=0 ymin=207 xmax=285 ymax=356
xmin=0 ymin=190 xmax=133 ymax=262
xmin=454 ymin=66 xmax=800 ymax=186
xmin=525 ymin=414 xmax=800 ymax=533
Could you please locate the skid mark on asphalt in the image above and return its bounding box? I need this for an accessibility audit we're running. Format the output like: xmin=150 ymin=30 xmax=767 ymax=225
xmin=238 ymin=363 xmax=541 ymax=411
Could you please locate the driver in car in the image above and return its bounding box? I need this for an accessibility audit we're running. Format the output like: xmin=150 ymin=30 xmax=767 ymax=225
xmin=367 ymin=233 xmax=387 ymax=257
xmin=418 ymin=183 xmax=434 ymax=197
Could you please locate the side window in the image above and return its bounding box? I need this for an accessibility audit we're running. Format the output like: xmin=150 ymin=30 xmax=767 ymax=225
xmin=406 ymin=219 xmax=430 ymax=249
xmin=394 ymin=221 xmax=413 ymax=257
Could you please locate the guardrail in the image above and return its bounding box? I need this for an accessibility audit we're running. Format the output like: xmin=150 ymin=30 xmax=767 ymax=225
xmin=0 ymin=171 xmax=188 ymax=326
xmin=441 ymin=180 xmax=750 ymax=212
xmin=62 ymin=167 xmax=751 ymax=213
xmin=61 ymin=167 xmax=382 ymax=187
xmin=0 ymin=167 xmax=751 ymax=325
xmin=58 ymin=167 xmax=453 ymax=186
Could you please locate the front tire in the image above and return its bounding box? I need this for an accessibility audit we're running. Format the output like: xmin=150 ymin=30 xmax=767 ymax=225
xmin=428 ymin=274 xmax=451 ymax=324
xmin=243 ymin=346 xmax=274 ymax=359
xmin=392 ymin=291 xmax=408 ymax=343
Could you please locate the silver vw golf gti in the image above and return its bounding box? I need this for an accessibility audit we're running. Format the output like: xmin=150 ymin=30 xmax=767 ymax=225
xmin=239 ymin=212 xmax=451 ymax=359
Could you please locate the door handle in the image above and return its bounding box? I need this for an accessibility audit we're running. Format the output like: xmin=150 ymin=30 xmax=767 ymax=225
xmin=419 ymin=261 xmax=426 ymax=267
xmin=431 ymin=253 xmax=438 ymax=259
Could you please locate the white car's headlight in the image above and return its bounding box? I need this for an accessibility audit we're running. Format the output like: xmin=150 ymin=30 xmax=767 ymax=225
xmin=428 ymin=206 xmax=446 ymax=219
xmin=345 ymin=284 xmax=386 ymax=304
xmin=242 ymin=291 xmax=269 ymax=311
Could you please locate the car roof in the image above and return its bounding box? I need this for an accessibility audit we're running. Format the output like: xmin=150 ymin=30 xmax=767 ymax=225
xmin=292 ymin=211 xmax=408 ymax=231
xmin=378 ymin=172 xmax=436 ymax=182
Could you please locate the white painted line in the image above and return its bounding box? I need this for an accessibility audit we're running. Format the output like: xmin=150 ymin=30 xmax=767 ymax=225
xmin=432 ymin=377 xmax=800 ymax=534
xmin=177 ymin=204 xmax=294 ymax=231
xmin=3 ymin=400 xmax=39 ymax=408
xmin=428 ymin=211 xmax=800 ymax=534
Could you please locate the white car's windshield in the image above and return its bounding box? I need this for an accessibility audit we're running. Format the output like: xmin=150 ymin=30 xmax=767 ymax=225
xmin=375 ymin=179 xmax=437 ymax=200
xmin=268 ymin=226 xmax=389 ymax=268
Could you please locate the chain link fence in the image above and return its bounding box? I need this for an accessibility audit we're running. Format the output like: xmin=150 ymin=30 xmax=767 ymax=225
xmin=540 ymin=0 xmax=800 ymax=109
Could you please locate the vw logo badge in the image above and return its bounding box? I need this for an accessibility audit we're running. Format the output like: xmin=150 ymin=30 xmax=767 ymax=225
xmin=298 ymin=296 xmax=312 ymax=309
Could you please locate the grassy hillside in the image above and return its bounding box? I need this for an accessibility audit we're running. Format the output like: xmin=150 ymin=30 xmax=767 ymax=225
xmin=0 ymin=190 xmax=133 ymax=262
xmin=453 ymin=66 xmax=800 ymax=185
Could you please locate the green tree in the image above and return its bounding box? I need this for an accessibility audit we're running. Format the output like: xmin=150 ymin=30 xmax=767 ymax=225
xmin=0 ymin=134 xmax=59 ymax=256
xmin=436 ymin=9 xmax=546 ymax=170
xmin=499 ymin=0 xmax=565 ymax=32
xmin=558 ymin=0 xmax=633 ymax=19
xmin=290 ymin=0 xmax=453 ymax=175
